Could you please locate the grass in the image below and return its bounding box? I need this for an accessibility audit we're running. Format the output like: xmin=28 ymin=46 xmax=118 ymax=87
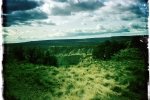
xmin=4 ymin=55 xmax=146 ymax=100
xmin=3 ymin=43 xmax=147 ymax=100
xmin=4 ymin=62 xmax=122 ymax=100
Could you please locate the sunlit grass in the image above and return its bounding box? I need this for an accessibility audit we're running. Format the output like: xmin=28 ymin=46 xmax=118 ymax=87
xmin=5 ymin=59 xmax=130 ymax=100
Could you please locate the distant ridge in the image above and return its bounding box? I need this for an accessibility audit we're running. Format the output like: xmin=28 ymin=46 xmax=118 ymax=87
xmin=4 ymin=36 xmax=134 ymax=46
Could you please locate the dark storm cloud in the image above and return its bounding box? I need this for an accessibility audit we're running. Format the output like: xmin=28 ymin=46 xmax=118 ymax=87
xmin=2 ymin=0 xmax=42 ymax=14
xmin=51 ymin=1 xmax=104 ymax=15
xmin=131 ymin=0 xmax=148 ymax=16
xmin=106 ymin=0 xmax=149 ymax=23
xmin=73 ymin=1 xmax=104 ymax=11
xmin=3 ymin=9 xmax=48 ymax=26
xmin=139 ymin=0 xmax=148 ymax=3
xmin=129 ymin=4 xmax=148 ymax=17
xmin=2 ymin=0 xmax=46 ymax=26
xmin=111 ymin=0 xmax=148 ymax=17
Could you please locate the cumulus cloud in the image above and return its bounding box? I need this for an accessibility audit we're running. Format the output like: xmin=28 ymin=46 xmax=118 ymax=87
xmin=3 ymin=0 xmax=105 ymax=26
xmin=3 ymin=0 xmax=149 ymax=43
xmin=51 ymin=0 xmax=104 ymax=15
xmin=3 ymin=0 xmax=148 ymax=26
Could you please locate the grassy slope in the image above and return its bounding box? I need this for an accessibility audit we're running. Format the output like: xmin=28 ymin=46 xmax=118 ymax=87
xmin=4 ymin=48 xmax=146 ymax=100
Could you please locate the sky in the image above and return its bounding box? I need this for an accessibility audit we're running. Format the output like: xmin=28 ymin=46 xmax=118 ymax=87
xmin=2 ymin=0 xmax=149 ymax=43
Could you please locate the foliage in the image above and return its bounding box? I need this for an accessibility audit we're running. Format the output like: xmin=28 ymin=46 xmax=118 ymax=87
xmin=57 ymin=55 xmax=82 ymax=66
xmin=11 ymin=46 xmax=58 ymax=66
xmin=111 ymin=48 xmax=142 ymax=60
xmin=92 ymin=40 xmax=125 ymax=60
xmin=111 ymin=48 xmax=147 ymax=98
xmin=13 ymin=46 xmax=26 ymax=60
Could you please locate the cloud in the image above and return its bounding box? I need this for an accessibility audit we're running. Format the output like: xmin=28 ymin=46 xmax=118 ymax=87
xmin=3 ymin=0 xmax=148 ymax=26
xmin=66 ymin=29 xmax=103 ymax=37
xmin=51 ymin=6 xmax=71 ymax=16
xmin=3 ymin=0 xmax=42 ymax=13
xmin=3 ymin=7 xmax=48 ymax=26
xmin=29 ymin=20 xmax=57 ymax=26
xmin=129 ymin=23 xmax=147 ymax=29
xmin=66 ymin=24 xmax=130 ymax=38
xmin=3 ymin=0 xmax=105 ymax=26
xmin=71 ymin=1 xmax=104 ymax=11
xmin=51 ymin=0 xmax=104 ymax=16
xmin=98 ymin=0 xmax=148 ymax=17
xmin=3 ymin=0 xmax=148 ymax=43
xmin=54 ymin=0 xmax=68 ymax=2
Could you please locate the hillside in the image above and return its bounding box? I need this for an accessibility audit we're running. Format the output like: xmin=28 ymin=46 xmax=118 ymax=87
xmin=4 ymin=36 xmax=133 ymax=46
xmin=3 ymin=35 xmax=148 ymax=100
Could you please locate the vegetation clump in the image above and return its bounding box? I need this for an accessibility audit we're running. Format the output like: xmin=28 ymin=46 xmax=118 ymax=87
xmin=12 ymin=46 xmax=58 ymax=66
xmin=92 ymin=40 xmax=125 ymax=60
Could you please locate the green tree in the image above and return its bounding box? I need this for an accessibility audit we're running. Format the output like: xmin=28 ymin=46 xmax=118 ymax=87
xmin=43 ymin=51 xmax=57 ymax=66
xmin=13 ymin=46 xmax=26 ymax=61
xmin=92 ymin=40 xmax=125 ymax=60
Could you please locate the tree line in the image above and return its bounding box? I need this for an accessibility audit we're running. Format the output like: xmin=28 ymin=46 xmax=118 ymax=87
xmin=92 ymin=36 xmax=148 ymax=61
xmin=11 ymin=46 xmax=58 ymax=66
